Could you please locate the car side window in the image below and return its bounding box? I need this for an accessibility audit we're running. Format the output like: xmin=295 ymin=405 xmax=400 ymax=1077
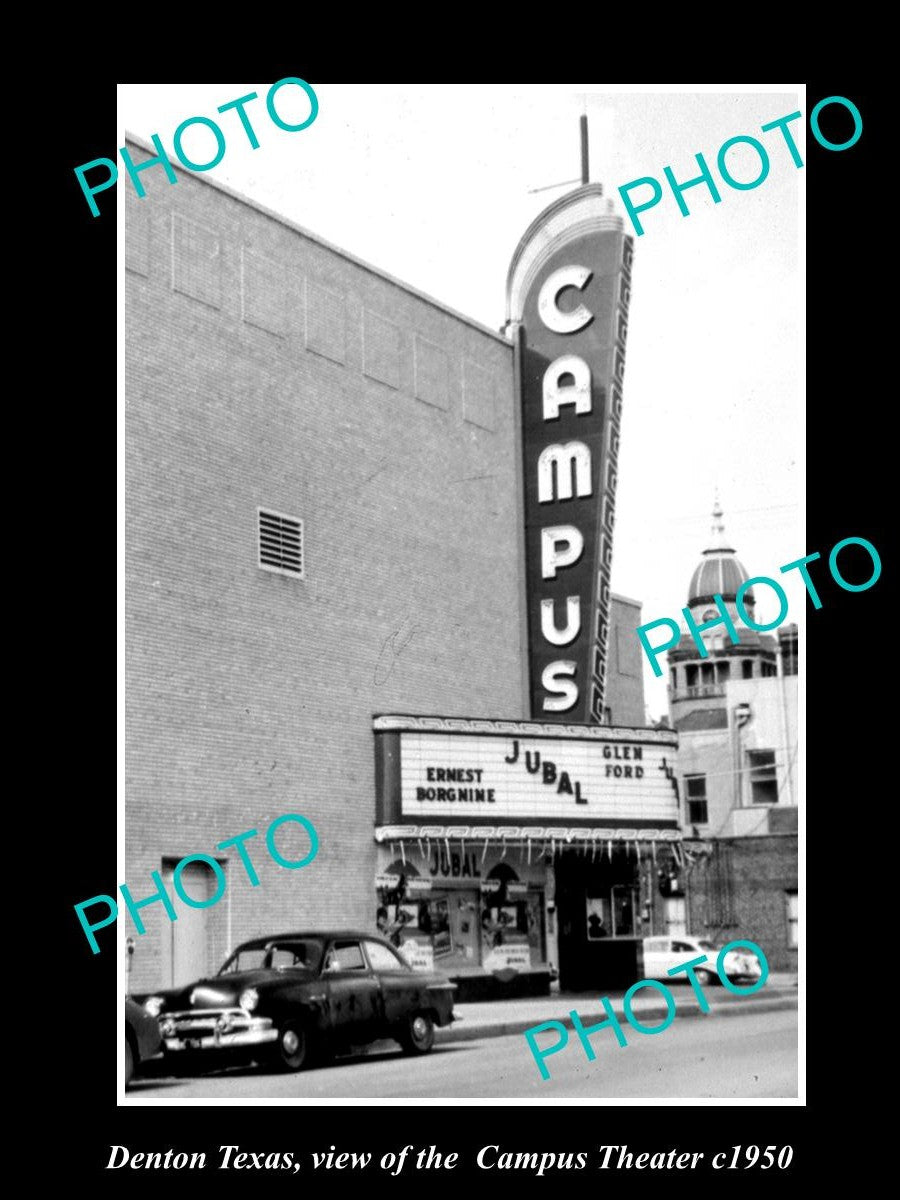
xmin=324 ymin=941 xmax=366 ymax=972
xmin=364 ymin=939 xmax=409 ymax=972
xmin=270 ymin=948 xmax=304 ymax=970
xmin=672 ymin=941 xmax=694 ymax=953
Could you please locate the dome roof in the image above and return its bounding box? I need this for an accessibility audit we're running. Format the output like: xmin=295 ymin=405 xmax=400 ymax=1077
xmin=688 ymin=555 xmax=753 ymax=605
xmin=687 ymin=499 xmax=754 ymax=605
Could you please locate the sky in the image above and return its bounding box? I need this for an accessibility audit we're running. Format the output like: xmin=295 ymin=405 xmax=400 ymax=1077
xmin=118 ymin=83 xmax=804 ymax=720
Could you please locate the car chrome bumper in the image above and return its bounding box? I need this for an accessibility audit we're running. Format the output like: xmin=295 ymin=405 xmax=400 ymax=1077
xmin=158 ymin=1008 xmax=279 ymax=1052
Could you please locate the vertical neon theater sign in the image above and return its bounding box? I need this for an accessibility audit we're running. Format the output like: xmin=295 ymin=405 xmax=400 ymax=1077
xmin=506 ymin=184 xmax=633 ymax=724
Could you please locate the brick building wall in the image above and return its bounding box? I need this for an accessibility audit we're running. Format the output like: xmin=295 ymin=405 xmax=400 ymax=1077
xmin=124 ymin=145 xmax=530 ymax=991
xmin=677 ymin=729 xmax=734 ymax=836
xmin=124 ymin=143 xmax=649 ymax=992
xmin=607 ymin=594 xmax=645 ymax=727
xmin=684 ymin=835 xmax=798 ymax=971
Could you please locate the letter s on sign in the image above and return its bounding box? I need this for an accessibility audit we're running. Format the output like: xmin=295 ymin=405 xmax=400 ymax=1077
xmin=542 ymin=662 xmax=577 ymax=712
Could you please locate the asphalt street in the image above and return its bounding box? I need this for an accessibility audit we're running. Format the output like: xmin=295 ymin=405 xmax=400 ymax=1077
xmin=130 ymin=1006 xmax=797 ymax=1100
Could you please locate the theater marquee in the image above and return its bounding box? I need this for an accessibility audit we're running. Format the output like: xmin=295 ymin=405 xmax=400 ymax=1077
xmin=506 ymin=184 xmax=633 ymax=724
xmin=374 ymin=715 xmax=679 ymax=828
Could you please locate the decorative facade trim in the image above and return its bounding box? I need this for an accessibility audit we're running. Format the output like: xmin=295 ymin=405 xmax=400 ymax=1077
xmin=373 ymin=713 xmax=677 ymax=747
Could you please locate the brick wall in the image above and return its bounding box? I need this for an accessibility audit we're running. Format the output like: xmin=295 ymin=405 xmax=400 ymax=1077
xmin=124 ymin=147 xmax=528 ymax=990
xmin=684 ymin=835 xmax=798 ymax=971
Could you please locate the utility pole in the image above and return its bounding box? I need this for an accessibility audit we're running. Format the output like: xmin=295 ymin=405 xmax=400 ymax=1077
xmin=527 ymin=116 xmax=591 ymax=195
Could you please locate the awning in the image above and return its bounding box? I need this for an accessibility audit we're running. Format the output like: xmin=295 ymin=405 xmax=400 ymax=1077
xmin=374 ymin=825 xmax=682 ymax=866
xmin=375 ymin=824 xmax=681 ymax=844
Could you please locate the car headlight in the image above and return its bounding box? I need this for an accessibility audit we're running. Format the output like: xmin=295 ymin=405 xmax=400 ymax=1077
xmin=143 ymin=996 xmax=164 ymax=1017
xmin=239 ymin=987 xmax=259 ymax=1013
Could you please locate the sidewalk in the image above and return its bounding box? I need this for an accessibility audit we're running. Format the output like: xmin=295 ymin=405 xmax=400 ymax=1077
xmin=436 ymin=972 xmax=798 ymax=1045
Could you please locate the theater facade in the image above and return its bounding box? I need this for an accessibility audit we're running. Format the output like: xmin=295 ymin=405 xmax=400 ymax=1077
xmin=374 ymin=715 xmax=678 ymax=995
xmin=124 ymin=136 xmax=680 ymax=999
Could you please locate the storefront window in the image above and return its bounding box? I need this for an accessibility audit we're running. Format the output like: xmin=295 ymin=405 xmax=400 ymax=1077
xmin=376 ymin=854 xmax=547 ymax=972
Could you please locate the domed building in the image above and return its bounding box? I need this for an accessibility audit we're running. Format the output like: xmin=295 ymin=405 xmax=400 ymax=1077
xmin=668 ymin=500 xmax=778 ymax=733
xmin=663 ymin=499 xmax=798 ymax=972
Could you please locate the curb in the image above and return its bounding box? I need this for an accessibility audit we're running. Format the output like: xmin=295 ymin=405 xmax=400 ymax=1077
xmin=435 ymin=990 xmax=798 ymax=1045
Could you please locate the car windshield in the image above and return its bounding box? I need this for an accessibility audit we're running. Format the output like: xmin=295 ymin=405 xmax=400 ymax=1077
xmin=219 ymin=947 xmax=267 ymax=974
xmin=218 ymin=939 xmax=324 ymax=975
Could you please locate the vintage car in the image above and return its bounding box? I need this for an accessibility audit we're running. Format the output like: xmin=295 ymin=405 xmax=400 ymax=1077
xmin=125 ymin=995 xmax=163 ymax=1086
xmin=136 ymin=930 xmax=457 ymax=1072
xmin=642 ymin=935 xmax=764 ymax=986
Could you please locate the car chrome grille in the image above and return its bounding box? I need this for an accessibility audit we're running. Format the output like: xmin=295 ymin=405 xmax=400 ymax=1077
xmin=159 ymin=1007 xmax=267 ymax=1038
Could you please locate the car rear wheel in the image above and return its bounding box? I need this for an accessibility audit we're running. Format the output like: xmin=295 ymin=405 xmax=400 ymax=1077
xmin=125 ymin=1038 xmax=135 ymax=1086
xmin=694 ymin=968 xmax=717 ymax=987
xmin=399 ymin=1011 xmax=435 ymax=1055
xmin=273 ymin=1022 xmax=309 ymax=1072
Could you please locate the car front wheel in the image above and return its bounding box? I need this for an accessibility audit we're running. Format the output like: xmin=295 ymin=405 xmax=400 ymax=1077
xmin=125 ymin=1038 xmax=134 ymax=1086
xmin=273 ymin=1022 xmax=310 ymax=1072
xmin=399 ymin=1011 xmax=435 ymax=1056
xmin=694 ymin=968 xmax=717 ymax=987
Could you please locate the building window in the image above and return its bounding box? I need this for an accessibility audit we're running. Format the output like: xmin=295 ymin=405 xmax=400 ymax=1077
xmin=780 ymin=635 xmax=798 ymax=676
xmin=685 ymin=664 xmax=698 ymax=688
xmin=700 ymin=662 xmax=714 ymax=684
xmin=742 ymin=660 xmax=754 ymax=679
xmin=664 ymin=896 xmax=687 ymax=936
xmin=684 ymin=774 xmax=708 ymax=825
xmin=257 ymin=508 xmax=304 ymax=578
xmin=670 ymin=668 xmax=677 ymax=689
xmin=785 ymin=890 xmax=798 ymax=947
xmin=748 ymin=749 xmax=778 ymax=804
xmin=717 ymin=661 xmax=730 ymax=683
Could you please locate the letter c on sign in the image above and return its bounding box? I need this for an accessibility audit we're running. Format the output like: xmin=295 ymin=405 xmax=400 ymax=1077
xmin=476 ymin=1145 xmax=499 ymax=1168
xmin=538 ymin=266 xmax=594 ymax=333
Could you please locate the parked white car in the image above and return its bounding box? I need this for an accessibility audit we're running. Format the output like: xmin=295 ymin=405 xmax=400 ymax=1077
xmin=642 ymin=936 xmax=763 ymax=986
